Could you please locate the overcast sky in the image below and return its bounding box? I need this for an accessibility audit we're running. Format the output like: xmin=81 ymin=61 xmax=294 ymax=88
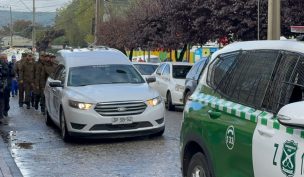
xmin=0 ymin=0 xmax=72 ymax=12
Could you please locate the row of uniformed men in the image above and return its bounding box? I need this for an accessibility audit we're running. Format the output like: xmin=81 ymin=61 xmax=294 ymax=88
xmin=15 ymin=52 xmax=57 ymax=113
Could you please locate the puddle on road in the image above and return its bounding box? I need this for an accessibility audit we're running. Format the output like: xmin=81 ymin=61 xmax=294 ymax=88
xmin=14 ymin=142 xmax=34 ymax=149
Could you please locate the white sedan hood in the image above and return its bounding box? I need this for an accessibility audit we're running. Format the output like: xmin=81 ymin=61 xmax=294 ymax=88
xmin=66 ymin=83 xmax=159 ymax=103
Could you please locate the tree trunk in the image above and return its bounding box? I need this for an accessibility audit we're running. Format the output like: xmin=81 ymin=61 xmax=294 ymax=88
xmin=175 ymin=49 xmax=178 ymax=61
xmin=178 ymin=44 xmax=187 ymax=61
xmin=129 ymin=48 xmax=134 ymax=61
xmin=118 ymin=48 xmax=127 ymax=56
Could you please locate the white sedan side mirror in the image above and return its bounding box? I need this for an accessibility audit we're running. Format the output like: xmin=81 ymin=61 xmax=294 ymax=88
xmin=277 ymin=101 xmax=304 ymax=129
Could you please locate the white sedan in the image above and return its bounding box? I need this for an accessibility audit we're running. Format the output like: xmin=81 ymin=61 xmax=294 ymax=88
xmin=151 ymin=62 xmax=193 ymax=111
xmin=44 ymin=48 xmax=165 ymax=141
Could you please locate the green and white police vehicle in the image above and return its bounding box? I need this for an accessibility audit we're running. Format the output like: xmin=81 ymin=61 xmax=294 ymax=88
xmin=180 ymin=40 xmax=304 ymax=177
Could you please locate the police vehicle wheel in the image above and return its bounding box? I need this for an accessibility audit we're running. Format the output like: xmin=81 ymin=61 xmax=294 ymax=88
xmin=187 ymin=152 xmax=211 ymax=177
xmin=45 ymin=110 xmax=53 ymax=126
xmin=166 ymin=92 xmax=175 ymax=111
xmin=60 ymin=110 xmax=71 ymax=142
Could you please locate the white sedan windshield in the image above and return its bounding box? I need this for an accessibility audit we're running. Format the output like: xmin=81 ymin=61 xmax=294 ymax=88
xmin=68 ymin=64 xmax=145 ymax=86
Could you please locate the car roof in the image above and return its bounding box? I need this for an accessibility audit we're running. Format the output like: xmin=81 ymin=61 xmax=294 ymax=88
xmin=58 ymin=48 xmax=131 ymax=68
xmin=132 ymin=55 xmax=159 ymax=58
xmin=132 ymin=62 xmax=159 ymax=65
xmin=162 ymin=62 xmax=193 ymax=66
xmin=213 ymin=40 xmax=304 ymax=57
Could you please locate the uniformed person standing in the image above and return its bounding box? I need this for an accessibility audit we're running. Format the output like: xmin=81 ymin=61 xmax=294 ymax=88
xmin=40 ymin=54 xmax=57 ymax=114
xmin=3 ymin=55 xmax=15 ymax=116
xmin=15 ymin=53 xmax=27 ymax=107
xmin=19 ymin=53 xmax=35 ymax=109
xmin=0 ymin=54 xmax=8 ymax=119
xmin=34 ymin=53 xmax=46 ymax=111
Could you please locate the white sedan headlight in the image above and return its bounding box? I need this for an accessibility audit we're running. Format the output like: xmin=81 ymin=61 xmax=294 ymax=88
xmin=146 ymin=97 xmax=162 ymax=107
xmin=69 ymin=100 xmax=93 ymax=110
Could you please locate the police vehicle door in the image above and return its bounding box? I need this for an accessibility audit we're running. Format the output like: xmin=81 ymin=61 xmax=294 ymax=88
xmin=253 ymin=52 xmax=304 ymax=177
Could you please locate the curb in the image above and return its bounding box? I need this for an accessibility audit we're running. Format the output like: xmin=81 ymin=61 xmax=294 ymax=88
xmin=0 ymin=135 xmax=22 ymax=177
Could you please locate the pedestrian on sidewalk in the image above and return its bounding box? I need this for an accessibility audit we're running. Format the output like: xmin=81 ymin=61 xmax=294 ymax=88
xmin=34 ymin=52 xmax=46 ymax=111
xmin=3 ymin=57 xmax=15 ymax=116
xmin=11 ymin=57 xmax=18 ymax=97
xmin=0 ymin=54 xmax=9 ymax=119
xmin=15 ymin=53 xmax=26 ymax=107
xmin=19 ymin=53 xmax=35 ymax=109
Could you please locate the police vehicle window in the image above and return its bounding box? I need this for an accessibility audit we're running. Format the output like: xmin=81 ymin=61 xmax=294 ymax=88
xmin=156 ymin=64 xmax=165 ymax=75
xmin=219 ymin=50 xmax=280 ymax=108
xmin=162 ymin=64 xmax=170 ymax=75
xmin=207 ymin=52 xmax=239 ymax=89
xmin=195 ymin=58 xmax=209 ymax=80
xmin=68 ymin=65 xmax=145 ymax=86
xmin=263 ymin=52 xmax=304 ymax=113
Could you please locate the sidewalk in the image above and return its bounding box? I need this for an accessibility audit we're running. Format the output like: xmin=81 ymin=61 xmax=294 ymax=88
xmin=0 ymin=127 xmax=22 ymax=177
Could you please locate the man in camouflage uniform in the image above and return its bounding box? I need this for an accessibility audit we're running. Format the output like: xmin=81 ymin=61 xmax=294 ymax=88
xmin=0 ymin=54 xmax=8 ymax=119
xmin=34 ymin=53 xmax=46 ymax=112
xmin=19 ymin=53 xmax=35 ymax=109
xmin=15 ymin=53 xmax=27 ymax=107
xmin=40 ymin=54 xmax=58 ymax=114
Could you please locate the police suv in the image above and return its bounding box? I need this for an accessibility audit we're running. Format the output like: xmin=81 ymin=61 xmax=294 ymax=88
xmin=44 ymin=47 xmax=165 ymax=141
xmin=180 ymin=40 xmax=304 ymax=177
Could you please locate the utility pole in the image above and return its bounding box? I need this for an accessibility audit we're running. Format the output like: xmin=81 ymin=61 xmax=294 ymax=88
xmin=32 ymin=0 xmax=36 ymax=50
xmin=10 ymin=6 xmax=13 ymax=48
xmin=257 ymin=0 xmax=260 ymax=40
xmin=94 ymin=0 xmax=101 ymax=44
xmin=267 ymin=0 xmax=281 ymax=40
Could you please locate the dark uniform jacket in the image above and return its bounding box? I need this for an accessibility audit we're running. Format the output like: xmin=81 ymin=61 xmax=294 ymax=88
xmin=20 ymin=60 xmax=35 ymax=84
xmin=0 ymin=60 xmax=8 ymax=95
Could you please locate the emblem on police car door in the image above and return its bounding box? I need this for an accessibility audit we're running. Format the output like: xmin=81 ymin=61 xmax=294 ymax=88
xmin=281 ymin=140 xmax=298 ymax=177
xmin=226 ymin=126 xmax=235 ymax=150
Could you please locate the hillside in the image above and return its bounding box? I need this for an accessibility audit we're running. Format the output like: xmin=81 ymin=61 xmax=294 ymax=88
xmin=0 ymin=10 xmax=56 ymax=27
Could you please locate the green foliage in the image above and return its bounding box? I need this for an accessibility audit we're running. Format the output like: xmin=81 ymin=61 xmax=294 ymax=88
xmin=55 ymin=0 xmax=94 ymax=47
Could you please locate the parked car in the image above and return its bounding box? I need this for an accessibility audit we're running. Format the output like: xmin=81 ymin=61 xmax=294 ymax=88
xmin=180 ymin=40 xmax=304 ymax=177
xmin=183 ymin=58 xmax=209 ymax=104
xmin=133 ymin=62 xmax=159 ymax=78
xmin=151 ymin=62 xmax=193 ymax=111
xmin=132 ymin=55 xmax=161 ymax=63
xmin=44 ymin=48 xmax=165 ymax=141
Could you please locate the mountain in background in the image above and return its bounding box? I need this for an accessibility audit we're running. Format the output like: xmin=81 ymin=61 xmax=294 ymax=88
xmin=0 ymin=10 xmax=56 ymax=27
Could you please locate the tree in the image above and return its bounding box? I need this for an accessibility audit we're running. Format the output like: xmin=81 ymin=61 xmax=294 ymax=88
xmin=36 ymin=28 xmax=65 ymax=52
xmin=55 ymin=0 xmax=94 ymax=47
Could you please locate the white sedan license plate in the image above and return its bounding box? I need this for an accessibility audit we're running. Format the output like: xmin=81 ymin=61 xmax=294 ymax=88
xmin=112 ymin=117 xmax=133 ymax=125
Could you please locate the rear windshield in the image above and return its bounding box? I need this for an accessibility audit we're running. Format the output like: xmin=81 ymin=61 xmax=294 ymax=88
xmin=68 ymin=64 xmax=145 ymax=86
xmin=173 ymin=65 xmax=192 ymax=79
xmin=134 ymin=64 xmax=158 ymax=75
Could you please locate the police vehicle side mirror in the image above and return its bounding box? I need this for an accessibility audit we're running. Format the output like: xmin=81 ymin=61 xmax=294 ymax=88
xmin=277 ymin=101 xmax=304 ymax=129
xmin=49 ymin=80 xmax=63 ymax=88
xmin=146 ymin=76 xmax=156 ymax=83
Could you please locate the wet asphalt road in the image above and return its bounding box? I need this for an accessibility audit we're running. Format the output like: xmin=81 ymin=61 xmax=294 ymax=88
xmin=0 ymin=97 xmax=184 ymax=177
